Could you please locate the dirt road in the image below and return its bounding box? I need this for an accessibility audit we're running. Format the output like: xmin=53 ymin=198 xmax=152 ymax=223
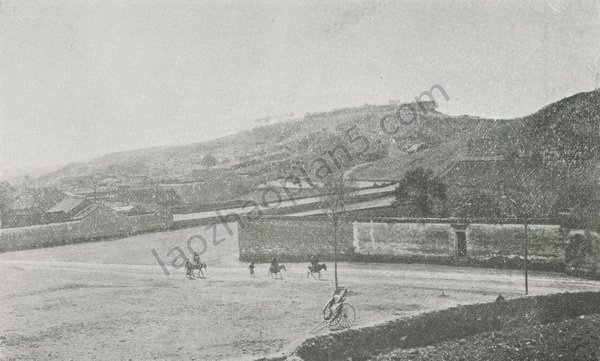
xmin=1 ymin=225 xmax=598 ymax=360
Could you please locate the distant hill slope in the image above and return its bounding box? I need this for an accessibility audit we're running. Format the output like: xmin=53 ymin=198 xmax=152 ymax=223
xmin=35 ymin=91 xmax=600 ymax=210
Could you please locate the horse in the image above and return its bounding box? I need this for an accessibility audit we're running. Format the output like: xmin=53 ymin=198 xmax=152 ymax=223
xmin=269 ymin=264 xmax=286 ymax=279
xmin=307 ymin=263 xmax=327 ymax=280
xmin=185 ymin=259 xmax=207 ymax=279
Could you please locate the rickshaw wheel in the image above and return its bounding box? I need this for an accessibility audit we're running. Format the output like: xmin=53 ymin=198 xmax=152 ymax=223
xmin=335 ymin=303 xmax=355 ymax=329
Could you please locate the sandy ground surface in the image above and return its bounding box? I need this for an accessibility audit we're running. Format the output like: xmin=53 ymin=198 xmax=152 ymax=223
xmin=1 ymin=224 xmax=599 ymax=360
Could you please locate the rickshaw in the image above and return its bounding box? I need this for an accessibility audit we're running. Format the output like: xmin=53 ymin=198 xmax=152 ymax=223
xmin=311 ymin=287 xmax=356 ymax=332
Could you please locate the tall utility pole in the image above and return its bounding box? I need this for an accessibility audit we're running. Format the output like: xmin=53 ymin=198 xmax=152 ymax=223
xmin=333 ymin=216 xmax=338 ymax=288
xmin=503 ymin=195 xmax=529 ymax=295
xmin=323 ymin=172 xmax=346 ymax=290
xmin=524 ymin=219 xmax=528 ymax=294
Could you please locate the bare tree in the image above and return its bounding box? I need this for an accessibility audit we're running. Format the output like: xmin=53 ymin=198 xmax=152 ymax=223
xmin=319 ymin=171 xmax=351 ymax=289
xmin=87 ymin=173 xmax=103 ymax=201
xmin=0 ymin=181 xmax=15 ymax=214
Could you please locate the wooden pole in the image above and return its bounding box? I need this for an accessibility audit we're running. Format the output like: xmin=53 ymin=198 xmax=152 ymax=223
xmin=334 ymin=218 xmax=338 ymax=289
xmin=524 ymin=221 xmax=529 ymax=295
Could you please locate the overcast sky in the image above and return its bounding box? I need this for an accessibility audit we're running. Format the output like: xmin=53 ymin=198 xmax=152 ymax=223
xmin=1 ymin=0 xmax=599 ymax=170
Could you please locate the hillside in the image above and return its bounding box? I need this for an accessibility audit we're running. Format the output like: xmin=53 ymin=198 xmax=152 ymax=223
xmin=351 ymin=90 xmax=600 ymax=217
xmin=34 ymin=91 xmax=600 ymax=212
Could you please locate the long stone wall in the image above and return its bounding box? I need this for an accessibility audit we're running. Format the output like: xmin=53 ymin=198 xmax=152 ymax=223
xmin=237 ymin=218 xmax=565 ymax=263
xmin=467 ymin=223 xmax=563 ymax=259
xmin=353 ymin=221 xmax=564 ymax=260
xmin=238 ymin=217 xmax=353 ymax=261
xmin=353 ymin=221 xmax=456 ymax=256
xmin=0 ymin=207 xmax=173 ymax=252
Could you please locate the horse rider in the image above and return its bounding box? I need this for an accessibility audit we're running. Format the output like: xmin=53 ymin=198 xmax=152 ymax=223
xmin=270 ymin=256 xmax=278 ymax=268
xmin=310 ymin=255 xmax=319 ymax=268
xmin=193 ymin=251 xmax=201 ymax=266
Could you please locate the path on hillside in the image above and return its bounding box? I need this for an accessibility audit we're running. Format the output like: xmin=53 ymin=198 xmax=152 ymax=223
xmin=173 ymin=184 xmax=397 ymax=222
xmin=286 ymin=195 xmax=396 ymax=216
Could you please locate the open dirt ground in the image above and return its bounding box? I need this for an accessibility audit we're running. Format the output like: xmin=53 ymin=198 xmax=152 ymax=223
xmin=1 ymin=224 xmax=599 ymax=360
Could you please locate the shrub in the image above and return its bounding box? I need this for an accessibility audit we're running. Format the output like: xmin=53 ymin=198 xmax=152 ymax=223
xmin=565 ymin=232 xmax=591 ymax=271
xmin=565 ymin=230 xmax=600 ymax=276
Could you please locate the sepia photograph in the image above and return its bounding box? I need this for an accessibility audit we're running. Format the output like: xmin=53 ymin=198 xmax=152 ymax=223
xmin=1 ymin=0 xmax=600 ymax=360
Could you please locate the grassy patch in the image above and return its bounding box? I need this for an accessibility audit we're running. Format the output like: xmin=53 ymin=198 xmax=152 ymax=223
xmin=374 ymin=314 xmax=600 ymax=361
xmin=293 ymin=292 xmax=600 ymax=361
